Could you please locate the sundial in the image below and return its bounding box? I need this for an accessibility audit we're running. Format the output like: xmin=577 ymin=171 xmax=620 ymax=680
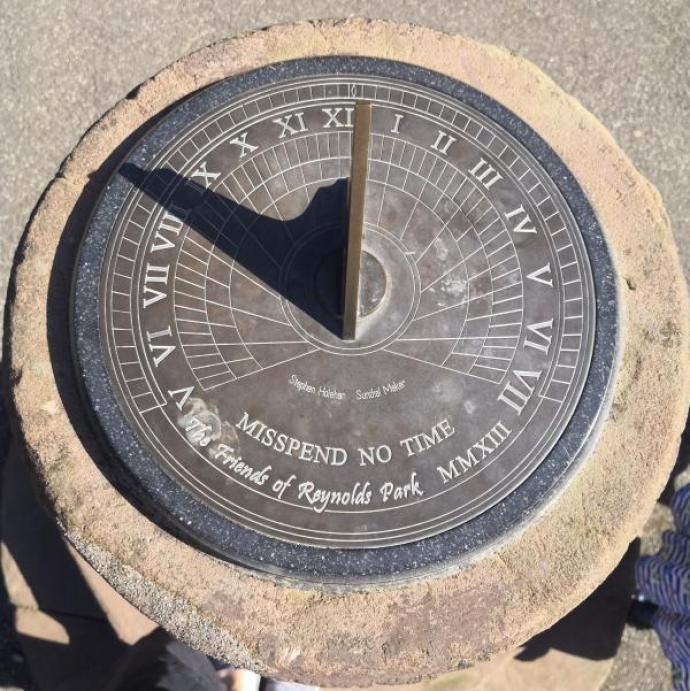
xmin=8 ymin=20 xmax=689 ymax=685
xmin=73 ymin=56 xmax=612 ymax=578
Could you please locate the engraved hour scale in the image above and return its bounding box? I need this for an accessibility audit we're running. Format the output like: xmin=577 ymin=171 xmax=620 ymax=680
xmin=10 ymin=21 xmax=688 ymax=685
xmin=73 ymin=56 xmax=615 ymax=580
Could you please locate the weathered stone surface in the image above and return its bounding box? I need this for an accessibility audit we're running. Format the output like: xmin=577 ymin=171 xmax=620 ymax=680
xmin=1 ymin=441 xmax=156 ymax=648
xmin=5 ymin=19 xmax=690 ymax=686
xmin=333 ymin=649 xmax=612 ymax=691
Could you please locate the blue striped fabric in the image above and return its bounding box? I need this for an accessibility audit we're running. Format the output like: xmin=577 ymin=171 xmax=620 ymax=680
xmin=674 ymin=486 xmax=690 ymax=535
xmin=637 ymin=485 xmax=690 ymax=690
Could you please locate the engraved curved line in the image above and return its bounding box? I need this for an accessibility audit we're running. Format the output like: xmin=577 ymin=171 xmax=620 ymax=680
xmin=224 ymin=264 xmax=261 ymax=379
xmin=254 ymin=151 xmax=296 ymax=243
xmin=229 ymin=306 xmax=290 ymax=327
xmin=203 ymin=347 xmax=319 ymax=391
xmin=452 ymin=345 xmax=515 ymax=351
xmin=238 ymin=340 xmax=310 ymax=345
xmin=199 ymin=230 xmax=241 ymax=381
xmin=174 ymin=304 xmax=208 ymax=316
xmin=465 ymin=258 xmax=517 ymax=284
xmin=412 ymin=280 xmax=521 ymax=323
xmin=173 ymin=287 xmax=233 ymax=312
xmin=174 ymin=258 xmax=233 ymax=291
xmin=414 ymin=207 xmax=464 ymax=266
xmin=182 ymin=341 xmax=243 ymax=347
xmin=492 ymin=293 xmax=521 ymax=306
xmin=348 ymin=141 xmax=470 ymax=263
xmin=169 ymin=231 xmax=235 ymax=391
xmin=215 ymin=194 xmax=282 ymax=270
xmin=175 ymin=318 xmax=238 ymax=329
xmin=179 ymin=246 xmax=209 ymax=267
xmin=288 ymin=136 xmax=313 ymax=210
xmin=471 ymin=362 xmax=508 ymax=371
xmin=397 ymin=336 xmax=470 ymax=341
xmin=398 ymin=151 xmax=429 ymax=240
xmin=227 ymin=263 xmax=282 ymax=301
xmin=192 ymin=360 xmax=240 ymax=371
xmin=186 ymin=352 xmax=230 ymax=361
xmin=477 ymin=216 xmax=502 ymax=238
xmin=466 ymin=309 xmax=521 ymax=322
xmin=444 ymin=265 xmax=521 ymax=369
xmin=419 ymin=244 xmax=482 ymax=294
xmin=474 ymin=353 xmax=512 ymax=362
xmin=472 ymin=201 xmax=497 ymax=227
xmin=477 ymin=218 xmax=527 ymax=384
xmin=382 ymin=347 xmax=501 ymax=385
xmin=374 ymin=134 xmax=400 ymax=227
xmin=184 ymin=234 xmax=232 ymax=270
xmin=365 ymin=142 xmax=503 ymax=322
xmin=207 ymin=138 xmax=353 ymax=335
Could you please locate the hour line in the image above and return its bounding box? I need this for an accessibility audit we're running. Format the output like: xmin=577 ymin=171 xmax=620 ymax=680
xmin=421 ymin=246 xmax=482 ymax=294
xmin=413 ymin=282 xmax=523 ymax=322
xmin=466 ymin=309 xmax=522 ymax=323
xmin=174 ymin=288 xmax=231 ymax=311
xmin=230 ymin=264 xmax=283 ymax=301
xmin=383 ymin=348 xmax=503 ymax=384
xmin=230 ymin=306 xmax=291 ymax=326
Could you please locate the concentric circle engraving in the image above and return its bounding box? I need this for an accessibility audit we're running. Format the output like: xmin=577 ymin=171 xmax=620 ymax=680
xmin=73 ymin=57 xmax=615 ymax=578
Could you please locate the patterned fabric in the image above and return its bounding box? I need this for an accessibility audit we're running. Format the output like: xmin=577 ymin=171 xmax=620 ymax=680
xmin=637 ymin=485 xmax=690 ymax=690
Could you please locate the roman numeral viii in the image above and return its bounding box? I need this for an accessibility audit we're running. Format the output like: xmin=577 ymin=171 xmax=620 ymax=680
xmin=142 ymin=263 xmax=170 ymax=308
xmin=498 ymin=370 xmax=542 ymax=415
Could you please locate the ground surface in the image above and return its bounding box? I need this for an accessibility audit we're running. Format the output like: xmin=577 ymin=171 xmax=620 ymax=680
xmin=1 ymin=1 xmax=689 ymax=689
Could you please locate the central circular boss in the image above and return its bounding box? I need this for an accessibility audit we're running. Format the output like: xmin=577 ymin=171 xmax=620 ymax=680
xmin=278 ymin=225 xmax=420 ymax=354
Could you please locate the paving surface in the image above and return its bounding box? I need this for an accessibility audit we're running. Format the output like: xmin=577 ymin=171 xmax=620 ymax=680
xmin=1 ymin=1 xmax=689 ymax=689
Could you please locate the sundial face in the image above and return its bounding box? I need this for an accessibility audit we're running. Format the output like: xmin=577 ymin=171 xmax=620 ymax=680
xmin=74 ymin=58 xmax=615 ymax=580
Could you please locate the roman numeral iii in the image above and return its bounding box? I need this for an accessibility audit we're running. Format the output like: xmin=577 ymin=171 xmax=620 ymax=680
xmin=469 ymin=158 xmax=502 ymax=189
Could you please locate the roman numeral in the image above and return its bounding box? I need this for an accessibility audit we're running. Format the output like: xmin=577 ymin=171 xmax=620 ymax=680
xmin=390 ymin=113 xmax=404 ymax=134
xmin=484 ymin=421 xmax=511 ymax=447
xmin=498 ymin=370 xmax=542 ymax=414
xmin=524 ymin=320 xmax=554 ymax=354
xmin=146 ymin=326 xmax=176 ymax=367
xmin=273 ymin=111 xmax=308 ymax=138
xmin=430 ymin=130 xmax=457 ymax=155
xmin=228 ymin=131 xmax=258 ymax=158
xmin=436 ymin=421 xmax=512 ymax=484
xmin=469 ymin=158 xmax=502 ymax=189
xmin=527 ymin=263 xmax=553 ymax=287
xmin=168 ymin=385 xmax=194 ymax=411
xmin=505 ymin=205 xmax=536 ymax=234
xmin=191 ymin=161 xmax=220 ymax=188
xmin=142 ymin=263 xmax=170 ymax=308
xmin=151 ymin=206 xmax=185 ymax=252
xmin=321 ymin=107 xmax=354 ymax=128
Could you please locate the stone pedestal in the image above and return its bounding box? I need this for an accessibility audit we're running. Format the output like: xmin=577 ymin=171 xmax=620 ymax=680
xmin=4 ymin=19 xmax=689 ymax=687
